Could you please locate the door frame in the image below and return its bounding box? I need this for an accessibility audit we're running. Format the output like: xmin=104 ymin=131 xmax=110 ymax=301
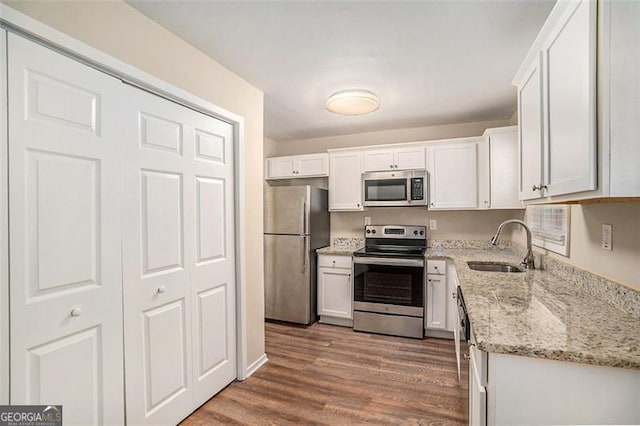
xmin=0 ymin=4 xmax=253 ymax=386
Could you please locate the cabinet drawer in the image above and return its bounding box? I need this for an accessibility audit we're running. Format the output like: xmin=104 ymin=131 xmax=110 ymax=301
xmin=318 ymin=255 xmax=352 ymax=269
xmin=427 ymin=260 xmax=446 ymax=274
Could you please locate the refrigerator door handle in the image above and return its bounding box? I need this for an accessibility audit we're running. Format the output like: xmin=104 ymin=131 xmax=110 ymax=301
xmin=301 ymin=236 xmax=308 ymax=273
xmin=302 ymin=200 xmax=307 ymax=235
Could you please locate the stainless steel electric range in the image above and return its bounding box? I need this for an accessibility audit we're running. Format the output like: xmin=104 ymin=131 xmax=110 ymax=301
xmin=352 ymin=225 xmax=426 ymax=339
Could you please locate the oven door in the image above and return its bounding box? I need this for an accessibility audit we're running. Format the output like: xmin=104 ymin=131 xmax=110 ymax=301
xmin=353 ymin=257 xmax=424 ymax=317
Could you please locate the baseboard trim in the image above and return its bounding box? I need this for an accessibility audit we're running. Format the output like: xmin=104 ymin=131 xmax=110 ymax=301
xmin=243 ymin=353 xmax=268 ymax=380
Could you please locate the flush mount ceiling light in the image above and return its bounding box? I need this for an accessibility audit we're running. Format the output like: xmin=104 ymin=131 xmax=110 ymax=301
xmin=325 ymin=89 xmax=380 ymax=115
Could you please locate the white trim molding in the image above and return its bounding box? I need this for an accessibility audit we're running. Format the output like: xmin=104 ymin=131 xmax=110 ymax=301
xmin=243 ymin=353 xmax=268 ymax=380
xmin=0 ymin=3 xmax=252 ymax=384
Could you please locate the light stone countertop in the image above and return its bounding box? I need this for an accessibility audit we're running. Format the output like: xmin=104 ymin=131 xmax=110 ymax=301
xmin=427 ymin=245 xmax=640 ymax=370
xmin=316 ymin=237 xmax=364 ymax=255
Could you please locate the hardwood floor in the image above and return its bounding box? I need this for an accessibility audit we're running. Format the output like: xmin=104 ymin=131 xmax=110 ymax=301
xmin=183 ymin=322 xmax=469 ymax=425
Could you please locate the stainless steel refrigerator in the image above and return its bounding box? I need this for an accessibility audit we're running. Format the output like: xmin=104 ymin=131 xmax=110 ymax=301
xmin=264 ymin=186 xmax=330 ymax=324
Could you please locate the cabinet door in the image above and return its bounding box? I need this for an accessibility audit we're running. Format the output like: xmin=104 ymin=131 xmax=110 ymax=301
xmin=395 ymin=146 xmax=426 ymax=170
xmin=469 ymin=346 xmax=487 ymax=426
xmin=543 ymin=0 xmax=597 ymax=197
xmin=297 ymin=154 xmax=328 ymax=177
xmin=317 ymin=267 xmax=352 ymax=319
xmin=608 ymin=0 xmax=640 ymax=196
xmin=8 ymin=34 xmax=124 ymax=424
xmin=266 ymin=157 xmax=294 ymax=178
xmin=517 ymin=54 xmax=545 ymax=201
xmin=427 ymin=142 xmax=479 ymax=209
xmin=488 ymin=127 xmax=523 ymax=209
xmin=363 ymin=149 xmax=395 ymax=171
xmin=426 ymin=275 xmax=446 ymax=330
xmin=329 ymin=152 xmax=363 ymax=211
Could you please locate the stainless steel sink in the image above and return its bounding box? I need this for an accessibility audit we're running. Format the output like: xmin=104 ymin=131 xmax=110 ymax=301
xmin=467 ymin=261 xmax=525 ymax=273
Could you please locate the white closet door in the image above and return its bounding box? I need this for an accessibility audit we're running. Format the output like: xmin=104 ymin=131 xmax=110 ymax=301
xmin=121 ymin=86 xmax=236 ymax=424
xmin=0 ymin=29 xmax=9 ymax=406
xmin=188 ymin=108 xmax=236 ymax=408
xmin=7 ymin=34 xmax=124 ymax=424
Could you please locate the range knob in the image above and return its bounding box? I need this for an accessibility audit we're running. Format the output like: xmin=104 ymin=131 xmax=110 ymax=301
xmin=414 ymin=230 xmax=418 ymax=235
xmin=371 ymin=229 xmax=377 ymax=234
xmin=420 ymin=230 xmax=424 ymax=235
xmin=366 ymin=229 xmax=371 ymax=234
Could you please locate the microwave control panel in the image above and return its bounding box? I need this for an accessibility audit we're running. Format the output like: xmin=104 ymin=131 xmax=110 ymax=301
xmin=411 ymin=177 xmax=424 ymax=200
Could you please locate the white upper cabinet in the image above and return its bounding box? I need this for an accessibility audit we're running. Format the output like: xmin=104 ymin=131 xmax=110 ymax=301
xmin=426 ymin=137 xmax=490 ymax=210
xmin=514 ymin=0 xmax=600 ymax=201
xmin=484 ymin=126 xmax=523 ymax=209
xmin=362 ymin=146 xmax=426 ymax=172
xmin=265 ymin=153 xmax=329 ymax=179
xmin=329 ymin=151 xmax=363 ymax=211
xmin=516 ymin=54 xmax=545 ymax=201
xmin=602 ymin=0 xmax=640 ymax=197
xmin=543 ymin=0 xmax=597 ymax=197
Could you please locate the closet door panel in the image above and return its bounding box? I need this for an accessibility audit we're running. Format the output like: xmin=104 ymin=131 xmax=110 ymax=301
xmin=190 ymin=111 xmax=236 ymax=407
xmin=8 ymin=34 xmax=124 ymax=425
xmin=122 ymin=86 xmax=236 ymax=423
xmin=122 ymin=88 xmax=194 ymax=425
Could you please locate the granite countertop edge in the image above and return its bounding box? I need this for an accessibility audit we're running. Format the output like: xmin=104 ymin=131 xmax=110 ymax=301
xmin=426 ymin=246 xmax=640 ymax=371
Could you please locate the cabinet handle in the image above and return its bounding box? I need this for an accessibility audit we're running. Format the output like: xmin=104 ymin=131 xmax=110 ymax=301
xmin=156 ymin=286 xmax=167 ymax=294
xmin=463 ymin=353 xmax=470 ymax=360
xmin=70 ymin=307 xmax=82 ymax=317
xmin=532 ymin=184 xmax=548 ymax=191
xmin=430 ymin=202 xmax=434 ymax=207
xmin=452 ymin=292 xmax=457 ymax=299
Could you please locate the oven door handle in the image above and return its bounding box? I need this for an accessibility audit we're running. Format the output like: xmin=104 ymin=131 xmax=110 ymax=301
xmin=353 ymin=257 xmax=424 ymax=267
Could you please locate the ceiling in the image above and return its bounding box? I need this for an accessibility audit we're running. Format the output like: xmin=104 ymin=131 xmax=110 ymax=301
xmin=127 ymin=0 xmax=555 ymax=142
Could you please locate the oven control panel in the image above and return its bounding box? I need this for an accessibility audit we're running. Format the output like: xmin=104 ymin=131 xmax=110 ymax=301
xmin=364 ymin=225 xmax=426 ymax=239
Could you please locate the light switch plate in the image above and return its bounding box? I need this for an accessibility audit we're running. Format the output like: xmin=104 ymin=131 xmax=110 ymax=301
xmin=602 ymin=224 xmax=612 ymax=250
xmin=429 ymin=220 xmax=437 ymax=230
xmin=364 ymin=216 xmax=371 ymax=226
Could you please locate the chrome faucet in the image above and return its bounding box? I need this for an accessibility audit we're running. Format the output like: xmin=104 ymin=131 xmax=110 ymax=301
xmin=490 ymin=219 xmax=536 ymax=269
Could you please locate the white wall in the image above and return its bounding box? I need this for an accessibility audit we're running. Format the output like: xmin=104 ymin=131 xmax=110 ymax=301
xmin=512 ymin=202 xmax=640 ymax=289
xmin=264 ymin=136 xmax=278 ymax=158
xmin=275 ymin=118 xmax=512 ymax=156
xmin=5 ymin=0 xmax=267 ymax=365
xmin=332 ymin=208 xmax=523 ymax=243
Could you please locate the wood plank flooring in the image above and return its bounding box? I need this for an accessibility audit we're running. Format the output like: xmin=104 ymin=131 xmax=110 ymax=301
xmin=183 ymin=322 xmax=469 ymax=425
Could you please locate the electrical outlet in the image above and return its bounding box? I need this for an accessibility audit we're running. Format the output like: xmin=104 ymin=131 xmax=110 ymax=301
xmin=364 ymin=216 xmax=371 ymax=226
xmin=429 ymin=220 xmax=437 ymax=230
xmin=602 ymin=224 xmax=612 ymax=250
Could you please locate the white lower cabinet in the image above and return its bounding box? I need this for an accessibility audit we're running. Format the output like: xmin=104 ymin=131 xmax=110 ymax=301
xmin=426 ymin=274 xmax=446 ymax=330
xmin=317 ymin=254 xmax=353 ymax=326
xmin=426 ymin=260 xmax=458 ymax=338
xmin=469 ymin=340 xmax=487 ymax=426
xmin=475 ymin=351 xmax=640 ymax=425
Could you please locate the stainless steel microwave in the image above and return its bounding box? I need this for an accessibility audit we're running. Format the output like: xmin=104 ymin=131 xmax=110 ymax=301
xmin=362 ymin=170 xmax=428 ymax=207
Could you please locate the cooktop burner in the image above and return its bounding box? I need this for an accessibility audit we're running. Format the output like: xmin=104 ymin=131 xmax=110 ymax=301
xmin=354 ymin=225 xmax=427 ymax=259
xmin=353 ymin=246 xmax=426 ymax=259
